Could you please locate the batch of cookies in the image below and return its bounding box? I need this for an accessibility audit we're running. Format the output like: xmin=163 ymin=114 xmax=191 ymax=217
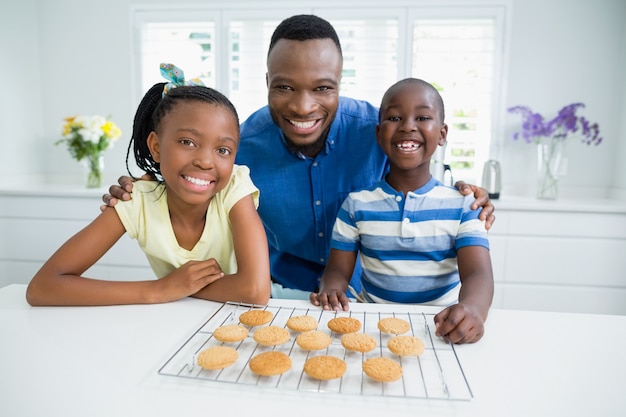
xmin=197 ymin=309 xmax=426 ymax=383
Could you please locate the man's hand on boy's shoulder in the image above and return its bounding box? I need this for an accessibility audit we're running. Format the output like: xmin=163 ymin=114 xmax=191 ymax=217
xmin=455 ymin=180 xmax=496 ymax=230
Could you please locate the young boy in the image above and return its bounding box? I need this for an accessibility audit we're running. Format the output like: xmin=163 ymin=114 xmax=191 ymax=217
xmin=310 ymin=78 xmax=494 ymax=344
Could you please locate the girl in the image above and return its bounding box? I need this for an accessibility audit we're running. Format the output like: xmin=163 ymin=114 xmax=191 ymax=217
xmin=26 ymin=64 xmax=270 ymax=306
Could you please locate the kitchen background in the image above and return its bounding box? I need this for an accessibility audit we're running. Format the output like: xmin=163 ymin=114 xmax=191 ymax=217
xmin=1 ymin=0 xmax=625 ymax=197
xmin=1 ymin=0 xmax=625 ymax=313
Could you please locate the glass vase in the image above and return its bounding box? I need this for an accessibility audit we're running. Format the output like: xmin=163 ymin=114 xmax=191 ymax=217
xmin=84 ymin=152 xmax=104 ymax=188
xmin=536 ymin=138 xmax=563 ymax=200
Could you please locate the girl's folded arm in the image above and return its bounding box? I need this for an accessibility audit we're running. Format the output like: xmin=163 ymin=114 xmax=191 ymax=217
xmin=192 ymin=194 xmax=271 ymax=305
xmin=25 ymin=208 xmax=157 ymax=306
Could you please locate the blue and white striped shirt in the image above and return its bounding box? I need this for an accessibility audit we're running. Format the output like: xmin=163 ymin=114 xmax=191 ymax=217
xmin=331 ymin=177 xmax=489 ymax=304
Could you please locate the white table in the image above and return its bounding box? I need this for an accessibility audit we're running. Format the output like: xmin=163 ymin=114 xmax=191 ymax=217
xmin=1 ymin=284 xmax=623 ymax=416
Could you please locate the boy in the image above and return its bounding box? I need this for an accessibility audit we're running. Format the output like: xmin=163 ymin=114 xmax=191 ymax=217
xmin=310 ymin=78 xmax=494 ymax=344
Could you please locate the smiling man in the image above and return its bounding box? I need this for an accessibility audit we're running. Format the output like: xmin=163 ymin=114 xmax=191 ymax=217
xmin=235 ymin=15 xmax=494 ymax=299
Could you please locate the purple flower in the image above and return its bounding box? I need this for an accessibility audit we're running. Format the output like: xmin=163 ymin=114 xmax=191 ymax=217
xmin=507 ymin=103 xmax=602 ymax=146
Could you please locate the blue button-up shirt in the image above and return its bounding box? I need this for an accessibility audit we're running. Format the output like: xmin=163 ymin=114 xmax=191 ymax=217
xmin=236 ymin=97 xmax=389 ymax=292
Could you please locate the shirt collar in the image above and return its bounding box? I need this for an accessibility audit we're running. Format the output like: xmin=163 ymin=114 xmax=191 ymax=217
xmin=380 ymin=175 xmax=440 ymax=195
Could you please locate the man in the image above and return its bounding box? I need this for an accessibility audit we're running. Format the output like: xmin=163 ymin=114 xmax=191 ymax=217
xmin=103 ymin=15 xmax=495 ymax=299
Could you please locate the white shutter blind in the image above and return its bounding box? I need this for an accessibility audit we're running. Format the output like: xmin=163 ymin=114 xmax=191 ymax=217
xmin=140 ymin=22 xmax=216 ymax=93
xmin=329 ymin=19 xmax=399 ymax=105
xmin=133 ymin=5 xmax=504 ymax=182
xmin=411 ymin=19 xmax=496 ymax=182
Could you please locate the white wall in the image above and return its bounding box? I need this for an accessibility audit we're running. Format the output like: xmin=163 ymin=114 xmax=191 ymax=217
xmin=500 ymin=0 xmax=626 ymax=198
xmin=0 ymin=0 xmax=44 ymax=180
xmin=1 ymin=0 xmax=625 ymax=198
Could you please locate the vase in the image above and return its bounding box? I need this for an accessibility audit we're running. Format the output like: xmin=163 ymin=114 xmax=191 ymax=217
xmin=536 ymin=138 xmax=563 ymax=200
xmin=84 ymin=152 xmax=104 ymax=188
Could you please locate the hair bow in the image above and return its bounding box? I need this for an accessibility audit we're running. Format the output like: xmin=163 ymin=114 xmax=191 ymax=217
xmin=160 ymin=63 xmax=204 ymax=97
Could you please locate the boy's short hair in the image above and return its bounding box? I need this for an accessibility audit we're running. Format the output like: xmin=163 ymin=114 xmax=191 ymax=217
xmin=379 ymin=78 xmax=445 ymax=123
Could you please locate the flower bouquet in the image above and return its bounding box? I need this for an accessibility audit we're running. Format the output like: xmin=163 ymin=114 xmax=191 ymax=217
xmin=507 ymin=103 xmax=602 ymax=199
xmin=56 ymin=115 xmax=121 ymax=188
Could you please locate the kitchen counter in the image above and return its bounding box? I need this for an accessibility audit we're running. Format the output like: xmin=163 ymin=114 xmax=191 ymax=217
xmin=1 ymin=182 xmax=625 ymax=213
xmin=492 ymin=194 xmax=626 ymax=214
xmin=1 ymin=284 xmax=623 ymax=417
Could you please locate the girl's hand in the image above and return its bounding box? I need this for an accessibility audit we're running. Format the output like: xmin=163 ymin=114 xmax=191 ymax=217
xmin=154 ymin=259 xmax=224 ymax=303
xmin=310 ymin=288 xmax=350 ymax=311
xmin=433 ymin=303 xmax=486 ymax=344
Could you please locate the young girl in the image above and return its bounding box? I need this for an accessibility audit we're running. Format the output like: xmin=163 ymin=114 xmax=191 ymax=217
xmin=26 ymin=64 xmax=270 ymax=306
xmin=311 ymin=78 xmax=493 ymax=343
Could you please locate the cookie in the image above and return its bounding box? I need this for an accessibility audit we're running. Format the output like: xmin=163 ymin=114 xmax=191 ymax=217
xmin=286 ymin=315 xmax=318 ymax=332
xmin=296 ymin=331 xmax=332 ymax=351
xmin=377 ymin=317 xmax=411 ymax=335
xmin=387 ymin=335 xmax=425 ymax=356
xmin=340 ymin=332 xmax=377 ymax=353
xmin=239 ymin=309 xmax=274 ymax=327
xmin=197 ymin=346 xmax=238 ymax=370
xmin=213 ymin=324 xmax=249 ymax=343
xmin=327 ymin=317 xmax=361 ymax=334
xmin=303 ymin=355 xmax=347 ymax=380
xmin=362 ymin=357 xmax=403 ymax=382
xmin=249 ymin=351 xmax=292 ymax=376
xmin=252 ymin=325 xmax=290 ymax=346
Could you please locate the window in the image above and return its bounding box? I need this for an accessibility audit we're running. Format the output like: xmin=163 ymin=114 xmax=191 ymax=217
xmin=411 ymin=18 xmax=497 ymax=181
xmin=132 ymin=3 xmax=507 ymax=183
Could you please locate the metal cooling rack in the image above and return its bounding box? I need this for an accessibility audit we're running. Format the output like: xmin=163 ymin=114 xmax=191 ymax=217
xmin=158 ymin=302 xmax=473 ymax=401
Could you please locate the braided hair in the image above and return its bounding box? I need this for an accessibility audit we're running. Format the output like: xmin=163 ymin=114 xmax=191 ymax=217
xmin=125 ymin=83 xmax=239 ymax=181
xmin=268 ymin=14 xmax=342 ymax=57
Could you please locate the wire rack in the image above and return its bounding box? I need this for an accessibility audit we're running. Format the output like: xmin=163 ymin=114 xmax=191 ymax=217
xmin=158 ymin=302 xmax=473 ymax=401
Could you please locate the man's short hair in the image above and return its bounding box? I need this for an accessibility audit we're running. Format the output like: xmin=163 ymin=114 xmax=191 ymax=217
xmin=268 ymin=14 xmax=342 ymax=57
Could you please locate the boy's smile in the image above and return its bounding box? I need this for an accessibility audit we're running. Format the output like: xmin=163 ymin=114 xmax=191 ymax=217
xmin=394 ymin=139 xmax=424 ymax=152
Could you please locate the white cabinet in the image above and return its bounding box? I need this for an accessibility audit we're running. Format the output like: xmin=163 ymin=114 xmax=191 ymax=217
xmin=1 ymin=186 xmax=625 ymax=315
xmin=488 ymin=197 xmax=626 ymax=315
xmin=0 ymin=186 xmax=154 ymax=288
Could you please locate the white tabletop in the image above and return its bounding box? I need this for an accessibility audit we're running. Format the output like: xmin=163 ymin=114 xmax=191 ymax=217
xmin=1 ymin=284 xmax=623 ymax=417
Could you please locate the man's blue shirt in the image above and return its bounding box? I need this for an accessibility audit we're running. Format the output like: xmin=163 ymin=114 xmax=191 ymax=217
xmin=236 ymin=97 xmax=388 ymax=292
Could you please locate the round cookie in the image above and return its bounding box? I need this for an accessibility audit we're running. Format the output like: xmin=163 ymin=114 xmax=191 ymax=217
xmin=377 ymin=317 xmax=411 ymax=335
xmin=362 ymin=357 xmax=403 ymax=382
xmin=213 ymin=324 xmax=249 ymax=343
xmin=303 ymin=355 xmax=347 ymax=380
xmin=249 ymin=351 xmax=292 ymax=376
xmin=253 ymin=325 xmax=290 ymax=346
xmin=327 ymin=317 xmax=361 ymax=334
xmin=340 ymin=332 xmax=377 ymax=353
xmin=286 ymin=315 xmax=318 ymax=332
xmin=197 ymin=346 xmax=238 ymax=370
xmin=296 ymin=331 xmax=332 ymax=351
xmin=239 ymin=310 xmax=274 ymax=327
xmin=387 ymin=335 xmax=426 ymax=356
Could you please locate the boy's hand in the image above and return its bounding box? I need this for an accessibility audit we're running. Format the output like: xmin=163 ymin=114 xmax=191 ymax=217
xmin=310 ymin=288 xmax=350 ymax=311
xmin=433 ymin=303 xmax=486 ymax=344
xmin=455 ymin=181 xmax=496 ymax=230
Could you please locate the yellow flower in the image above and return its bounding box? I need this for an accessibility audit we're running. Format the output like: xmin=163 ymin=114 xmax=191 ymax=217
xmin=56 ymin=114 xmax=122 ymax=162
xmin=102 ymin=120 xmax=121 ymax=141
xmin=62 ymin=116 xmax=77 ymax=136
